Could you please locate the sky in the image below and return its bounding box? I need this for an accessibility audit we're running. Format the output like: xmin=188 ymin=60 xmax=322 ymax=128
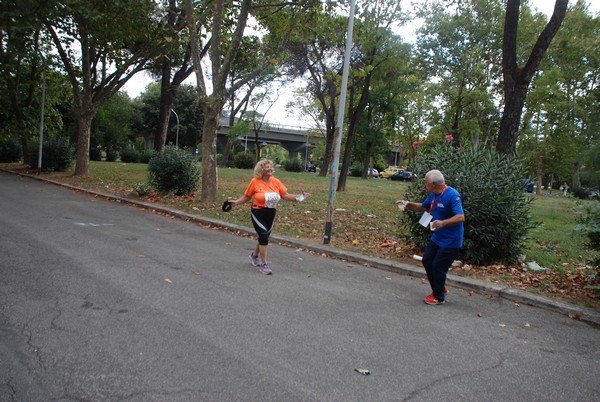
xmin=122 ymin=0 xmax=599 ymax=127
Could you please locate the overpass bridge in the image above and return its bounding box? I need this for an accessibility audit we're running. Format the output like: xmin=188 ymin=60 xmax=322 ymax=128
xmin=216 ymin=116 xmax=320 ymax=159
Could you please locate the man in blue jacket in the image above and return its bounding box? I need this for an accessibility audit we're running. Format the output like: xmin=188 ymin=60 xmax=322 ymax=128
xmin=396 ymin=169 xmax=465 ymax=305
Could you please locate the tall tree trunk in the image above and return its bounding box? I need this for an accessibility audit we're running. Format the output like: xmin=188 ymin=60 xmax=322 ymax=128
xmin=317 ymin=98 xmax=336 ymax=177
xmin=496 ymin=0 xmax=568 ymax=155
xmin=73 ymin=105 xmax=95 ymax=176
xmin=154 ymin=0 xmax=193 ymax=151
xmin=338 ymin=70 xmax=372 ymax=191
xmin=337 ymin=86 xmax=356 ymax=191
xmin=320 ymin=123 xmax=335 ymax=177
xmin=199 ymin=103 xmax=220 ymax=203
xmin=154 ymin=63 xmax=176 ymax=151
xmin=497 ymin=80 xmax=528 ymax=155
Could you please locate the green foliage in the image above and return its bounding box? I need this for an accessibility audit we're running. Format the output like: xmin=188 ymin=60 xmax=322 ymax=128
xmin=401 ymin=141 xmax=533 ymax=265
xmin=574 ymin=201 xmax=600 ymax=257
xmin=571 ymin=187 xmax=591 ymax=200
xmin=135 ymin=84 xmax=203 ymax=150
xmin=120 ymin=148 xmax=141 ymax=163
xmin=92 ymin=92 xmax=133 ymax=155
xmin=89 ymin=146 xmax=102 ymax=161
xmin=133 ymin=182 xmax=153 ymax=196
xmin=27 ymin=137 xmax=74 ymax=172
xmin=106 ymin=149 xmax=119 ymax=162
xmin=0 ymin=137 xmax=22 ymax=162
xmin=349 ymin=162 xmax=363 ymax=177
xmin=139 ymin=149 xmax=157 ymax=164
xmin=233 ymin=152 xmax=255 ymax=169
xmin=147 ymin=146 xmax=199 ymax=196
xmin=281 ymin=158 xmax=303 ymax=172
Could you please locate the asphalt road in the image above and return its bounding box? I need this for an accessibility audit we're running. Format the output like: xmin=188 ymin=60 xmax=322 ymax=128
xmin=1 ymin=172 xmax=599 ymax=402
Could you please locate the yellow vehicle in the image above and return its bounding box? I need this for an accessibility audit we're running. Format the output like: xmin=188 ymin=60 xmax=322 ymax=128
xmin=380 ymin=166 xmax=403 ymax=179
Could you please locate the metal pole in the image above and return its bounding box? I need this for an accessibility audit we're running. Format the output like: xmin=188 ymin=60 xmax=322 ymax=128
xmin=323 ymin=0 xmax=356 ymax=245
xmin=171 ymin=109 xmax=179 ymax=148
xmin=304 ymin=133 xmax=309 ymax=169
xmin=37 ymin=54 xmax=46 ymax=175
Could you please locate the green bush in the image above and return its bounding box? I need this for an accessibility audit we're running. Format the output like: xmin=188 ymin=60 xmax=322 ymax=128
xmin=349 ymin=162 xmax=363 ymax=177
xmin=147 ymin=146 xmax=200 ymax=195
xmin=571 ymin=187 xmax=590 ymax=200
xmin=0 ymin=137 xmax=22 ymax=162
xmin=574 ymin=201 xmax=600 ymax=266
xmin=233 ymin=151 xmax=255 ymax=169
xmin=139 ymin=149 xmax=157 ymax=164
xmin=400 ymin=141 xmax=533 ymax=265
xmin=281 ymin=158 xmax=303 ymax=172
xmin=89 ymin=146 xmax=102 ymax=161
xmin=27 ymin=137 xmax=74 ymax=172
xmin=106 ymin=148 xmax=118 ymax=162
xmin=120 ymin=148 xmax=140 ymax=163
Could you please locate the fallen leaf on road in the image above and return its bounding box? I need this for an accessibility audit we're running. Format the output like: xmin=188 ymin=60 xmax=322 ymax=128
xmin=164 ymin=278 xmax=172 ymax=284
xmin=523 ymin=323 xmax=531 ymax=327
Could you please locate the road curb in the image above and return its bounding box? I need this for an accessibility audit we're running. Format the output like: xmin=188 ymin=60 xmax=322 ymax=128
xmin=3 ymin=168 xmax=600 ymax=328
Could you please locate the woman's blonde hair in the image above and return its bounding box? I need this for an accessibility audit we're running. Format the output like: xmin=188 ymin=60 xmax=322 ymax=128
xmin=253 ymin=159 xmax=273 ymax=178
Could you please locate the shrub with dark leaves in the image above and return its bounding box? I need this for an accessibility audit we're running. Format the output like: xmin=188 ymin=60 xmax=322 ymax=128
xmin=120 ymin=148 xmax=140 ymax=163
xmin=28 ymin=137 xmax=74 ymax=172
xmin=281 ymin=158 xmax=303 ymax=172
xmin=0 ymin=137 xmax=22 ymax=163
xmin=400 ymin=140 xmax=533 ymax=265
xmin=148 ymin=146 xmax=199 ymax=195
xmin=233 ymin=151 xmax=255 ymax=169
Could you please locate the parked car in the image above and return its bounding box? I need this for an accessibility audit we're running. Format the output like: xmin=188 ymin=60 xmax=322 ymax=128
xmin=587 ymin=188 xmax=598 ymax=199
xmin=305 ymin=163 xmax=317 ymax=173
xmin=367 ymin=168 xmax=379 ymax=178
xmin=380 ymin=166 xmax=403 ymax=179
xmin=390 ymin=171 xmax=417 ymax=181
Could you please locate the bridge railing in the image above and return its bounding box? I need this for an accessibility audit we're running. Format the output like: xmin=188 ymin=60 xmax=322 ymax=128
xmin=219 ymin=116 xmax=312 ymax=135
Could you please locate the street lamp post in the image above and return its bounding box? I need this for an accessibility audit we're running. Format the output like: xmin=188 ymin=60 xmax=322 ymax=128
xmin=37 ymin=53 xmax=47 ymax=175
xmin=323 ymin=0 xmax=356 ymax=244
xmin=170 ymin=109 xmax=179 ymax=148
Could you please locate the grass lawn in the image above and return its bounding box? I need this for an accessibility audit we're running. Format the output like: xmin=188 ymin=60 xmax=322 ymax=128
xmin=5 ymin=161 xmax=599 ymax=308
